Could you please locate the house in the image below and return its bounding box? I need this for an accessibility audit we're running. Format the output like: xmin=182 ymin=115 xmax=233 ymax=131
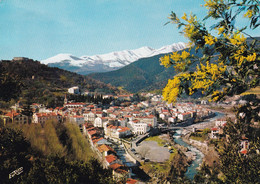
xmin=126 ymin=178 xmax=138 ymax=184
xmin=168 ymin=116 xmax=177 ymax=124
xmin=97 ymin=144 xmax=116 ymax=157
xmin=116 ymin=94 xmax=133 ymax=101
xmin=105 ymin=154 xmax=119 ymax=166
xmin=136 ymin=115 xmax=157 ymax=127
xmin=68 ymin=86 xmax=80 ymax=94
xmin=2 ymin=112 xmax=29 ymax=124
xmin=178 ymin=112 xmax=192 ymax=121
xmin=70 ymin=115 xmax=84 ymax=125
xmin=240 ymin=136 xmax=249 ymax=152
xmin=32 ymin=112 xmax=62 ymax=124
xmin=211 ymin=127 xmax=219 ymax=139
xmin=105 ymin=125 xmax=131 ymax=139
xmin=128 ymin=120 xmax=150 ymax=135
xmin=117 ymin=127 xmax=132 ymax=138
xmin=64 ymin=102 xmax=86 ymax=109
xmin=94 ymin=117 xmax=108 ymax=128
xmin=83 ymin=111 xmax=96 ymax=122
xmin=110 ymin=164 xmax=130 ymax=181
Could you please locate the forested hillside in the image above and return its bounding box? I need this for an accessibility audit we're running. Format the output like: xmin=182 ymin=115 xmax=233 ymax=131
xmin=0 ymin=58 xmax=120 ymax=107
xmin=89 ymin=48 xmax=201 ymax=93
xmin=0 ymin=120 xmax=114 ymax=184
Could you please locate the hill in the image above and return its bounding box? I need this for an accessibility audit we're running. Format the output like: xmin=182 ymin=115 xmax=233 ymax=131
xmin=41 ymin=42 xmax=187 ymax=75
xmin=89 ymin=48 xmax=201 ymax=93
xmin=0 ymin=121 xmax=113 ymax=184
xmin=89 ymin=37 xmax=259 ymax=93
xmin=0 ymin=58 xmax=120 ymax=107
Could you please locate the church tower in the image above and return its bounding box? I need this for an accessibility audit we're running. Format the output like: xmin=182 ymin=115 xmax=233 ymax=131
xmin=64 ymin=94 xmax=68 ymax=105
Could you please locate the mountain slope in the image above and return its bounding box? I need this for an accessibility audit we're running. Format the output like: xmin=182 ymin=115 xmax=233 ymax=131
xmin=89 ymin=47 xmax=201 ymax=93
xmin=0 ymin=58 xmax=120 ymax=106
xmin=41 ymin=42 xmax=187 ymax=75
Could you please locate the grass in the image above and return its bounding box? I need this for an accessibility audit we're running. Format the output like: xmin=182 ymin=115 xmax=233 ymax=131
xmin=241 ymin=86 xmax=260 ymax=95
xmin=141 ymin=148 xmax=177 ymax=179
xmin=190 ymin=135 xmax=206 ymax=142
xmin=145 ymin=136 xmax=167 ymax=146
xmin=142 ymin=135 xmax=178 ymax=178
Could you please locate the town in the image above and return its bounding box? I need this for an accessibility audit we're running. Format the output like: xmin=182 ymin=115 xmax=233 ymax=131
xmin=2 ymin=85 xmax=254 ymax=183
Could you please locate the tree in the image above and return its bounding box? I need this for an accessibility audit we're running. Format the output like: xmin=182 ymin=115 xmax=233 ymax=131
xmin=161 ymin=0 xmax=260 ymax=183
xmin=161 ymin=0 xmax=259 ymax=104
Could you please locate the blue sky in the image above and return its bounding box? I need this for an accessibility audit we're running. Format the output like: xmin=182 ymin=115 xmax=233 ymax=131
xmin=0 ymin=0 xmax=258 ymax=60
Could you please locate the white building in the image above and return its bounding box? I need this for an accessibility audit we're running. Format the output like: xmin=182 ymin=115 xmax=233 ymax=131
xmin=33 ymin=113 xmax=62 ymax=124
xmin=83 ymin=111 xmax=96 ymax=122
xmin=128 ymin=120 xmax=150 ymax=135
xmin=94 ymin=117 xmax=108 ymax=128
xmin=178 ymin=112 xmax=192 ymax=121
xmin=70 ymin=115 xmax=85 ymax=125
xmin=68 ymin=86 xmax=80 ymax=94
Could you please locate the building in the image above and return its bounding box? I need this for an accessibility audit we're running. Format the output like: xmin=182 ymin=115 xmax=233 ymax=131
xmin=94 ymin=117 xmax=108 ymax=128
xmin=64 ymin=102 xmax=86 ymax=109
xmin=211 ymin=127 xmax=219 ymax=139
xmin=68 ymin=86 xmax=80 ymax=94
xmin=2 ymin=112 xmax=29 ymax=124
xmin=32 ymin=113 xmax=62 ymax=124
xmin=128 ymin=120 xmax=150 ymax=135
xmin=70 ymin=115 xmax=84 ymax=125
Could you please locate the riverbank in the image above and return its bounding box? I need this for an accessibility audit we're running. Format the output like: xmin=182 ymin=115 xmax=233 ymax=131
xmin=181 ymin=131 xmax=219 ymax=168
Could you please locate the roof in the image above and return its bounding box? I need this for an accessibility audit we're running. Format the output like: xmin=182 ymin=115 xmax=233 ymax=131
xmin=97 ymin=144 xmax=115 ymax=153
xmin=35 ymin=112 xmax=59 ymax=117
xmin=126 ymin=178 xmax=138 ymax=184
xmin=105 ymin=154 xmax=117 ymax=164
xmin=118 ymin=127 xmax=130 ymax=132
xmin=241 ymin=136 xmax=248 ymax=140
xmin=92 ymin=137 xmax=104 ymax=145
xmin=211 ymin=127 xmax=218 ymax=131
xmin=5 ymin=112 xmax=20 ymax=118
xmin=109 ymin=163 xmax=123 ymax=170
xmin=241 ymin=149 xmax=248 ymax=155
xmin=65 ymin=102 xmax=86 ymax=106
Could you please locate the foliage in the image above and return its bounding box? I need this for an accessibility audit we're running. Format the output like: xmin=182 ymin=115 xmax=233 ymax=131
xmin=0 ymin=68 xmax=22 ymax=102
xmin=161 ymin=0 xmax=259 ymax=103
xmin=0 ymin=59 xmax=119 ymax=107
xmin=166 ymin=150 xmax=190 ymax=183
xmin=162 ymin=0 xmax=260 ymax=183
xmin=64 ymin=122 xmax=93 ymax=161
xmin=89 ymin=53 xmax=178 ymax=93
xmin=0 ymin=124 xmax=114 ymax=184
xmin=0 ymin=127 xmax=32 ymax=184
xmin=145 ymin=135 xmax=167 ymax=146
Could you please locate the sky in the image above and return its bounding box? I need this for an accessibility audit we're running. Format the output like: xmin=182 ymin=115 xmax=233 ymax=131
xmin=0 ymin=0 xmax=259 ymax=61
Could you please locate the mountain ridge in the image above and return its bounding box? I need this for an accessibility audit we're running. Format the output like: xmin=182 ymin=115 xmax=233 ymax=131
xmin=41 ymin=42 xmax=187 ymax=75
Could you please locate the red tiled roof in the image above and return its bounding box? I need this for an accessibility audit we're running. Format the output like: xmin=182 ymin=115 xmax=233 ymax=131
xmin=97 ymin=144 xmax=115 ymax=153
xmin=126 ymin=178 xmax=138 ymax=184
xmin=88 ymin=130 xmax=97 ymax=136
xmin=105 ymin=154 xmax=117 ymax=163
xmin=118 ymin=127 xmax=130 ymax=132
xmin=211 ymin=127 xmax=218 ymax=131
xmin=5 ymin=112 xmax=20 ymax=118
xmin=109 ymin=163 xmax=122 ymax=170
xmin=92 ymin=137 xmax=104 ymax=144
xmin=66 ymin=102 xmax=86 ymax=105
xmin=241 ymin=149 xmax=248 ymax=155
xmin=241 ymin=136 xmax=248 ymax=140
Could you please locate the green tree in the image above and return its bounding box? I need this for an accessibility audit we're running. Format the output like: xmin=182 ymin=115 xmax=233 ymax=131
xmin=162 ymin=0 xmax=260 ymax=183
xmin=161 ymin=0 xmax=259 ymax=103
xmin=0 ymin=127 xmax=32 ymax=184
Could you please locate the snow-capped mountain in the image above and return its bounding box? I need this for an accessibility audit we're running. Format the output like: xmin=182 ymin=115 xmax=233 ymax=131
xmin=41 ymin=42 xmax=187 ymax=75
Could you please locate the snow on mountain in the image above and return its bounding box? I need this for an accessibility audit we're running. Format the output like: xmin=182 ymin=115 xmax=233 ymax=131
xmin=41 ymin=42 xmax=187 ymax=74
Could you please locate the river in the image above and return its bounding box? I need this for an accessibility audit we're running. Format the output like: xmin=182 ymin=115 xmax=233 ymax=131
xmin=173 ymin=130 xmax=204 ymax=180
xmin=172 ymin=111 xmax=225 ymax=180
